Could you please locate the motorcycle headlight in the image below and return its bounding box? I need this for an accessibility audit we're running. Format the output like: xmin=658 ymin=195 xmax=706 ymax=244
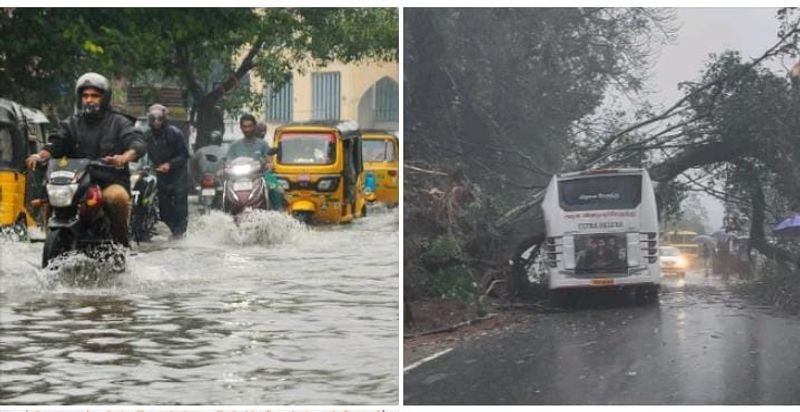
xmin=130 ymin=174 xmax=140 ymax=188
xmin=277 ymin=177 xmax=290 ymax=190
xmin=47 ymin=183 xmax=79 ymax=207
xmin=316 ymin=177 xmax=339 ymax=192
xmin=231 ymin=164 xmax=253 ymax=176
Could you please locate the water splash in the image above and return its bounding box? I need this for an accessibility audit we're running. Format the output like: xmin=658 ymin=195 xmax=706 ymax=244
xmin=185 ymin=209 xmax=309 ymax=247
xmin=38 ymin=244 xmax=128 ymax=289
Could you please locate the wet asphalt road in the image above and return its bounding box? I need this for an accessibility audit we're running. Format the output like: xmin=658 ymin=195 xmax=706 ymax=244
xmin=404 ymin=271 xmax=800 ymax=404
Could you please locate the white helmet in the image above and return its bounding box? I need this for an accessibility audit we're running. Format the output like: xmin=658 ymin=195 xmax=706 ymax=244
xmin=75 ymin=72 xmax=111 ymax=110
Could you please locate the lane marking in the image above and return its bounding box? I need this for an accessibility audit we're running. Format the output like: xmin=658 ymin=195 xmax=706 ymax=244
xmin=404 ymin=347 xmax=453 ymax=373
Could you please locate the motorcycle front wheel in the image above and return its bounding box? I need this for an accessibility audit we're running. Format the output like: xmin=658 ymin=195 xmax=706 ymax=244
xmin=42 ymin=228 xmax=74 ymax=268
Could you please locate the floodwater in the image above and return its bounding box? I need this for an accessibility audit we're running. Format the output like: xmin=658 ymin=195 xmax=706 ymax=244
xmin=0 ymin=207 xmax=398 ymax=404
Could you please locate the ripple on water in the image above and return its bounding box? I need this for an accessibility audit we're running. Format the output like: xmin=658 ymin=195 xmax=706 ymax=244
xmin=4 ymin=393 xmax=66 ymax=404
xmin=67 ymin=351 xmax=128 ymax=363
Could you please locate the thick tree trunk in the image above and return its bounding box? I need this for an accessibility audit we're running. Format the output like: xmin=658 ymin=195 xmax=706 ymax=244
xmin=178 ymin=39 xmax=265 ymax=150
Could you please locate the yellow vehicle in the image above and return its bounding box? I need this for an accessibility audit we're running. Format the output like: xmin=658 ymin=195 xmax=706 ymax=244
xmin=0 ymin=98 xmax=49 ymax=239
xmin=272 ymin=121 xmax=368 ymax=224
xmin=661 ymin=230 xmax=699 ymax=267
xmin=361 ymin=130 xmax=399 ymax=206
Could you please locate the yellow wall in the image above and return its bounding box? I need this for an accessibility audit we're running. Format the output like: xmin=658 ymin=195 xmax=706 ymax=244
xmin=248 ymin=60 xmax=398 ymax=139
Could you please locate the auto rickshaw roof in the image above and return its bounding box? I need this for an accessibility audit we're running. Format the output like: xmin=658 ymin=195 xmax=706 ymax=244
xmin=361 ymin=129 xmax=398 ymax=140
xmin=275 ymin=120 xmax=361 ymax=140
xmin=0 ymin=97 xmax=48 ymax=126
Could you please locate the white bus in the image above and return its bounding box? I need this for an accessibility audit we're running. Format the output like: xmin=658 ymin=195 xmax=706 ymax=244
xmin=540 ymin=168 xmax=660 ymax=302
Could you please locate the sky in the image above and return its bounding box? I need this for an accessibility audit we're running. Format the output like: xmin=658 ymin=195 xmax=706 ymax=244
xmin=643 ymin=7 xmax=790 ymax=232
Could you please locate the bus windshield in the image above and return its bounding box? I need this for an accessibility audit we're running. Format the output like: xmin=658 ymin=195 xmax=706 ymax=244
xmin=559 ymin=175 xmax=642 ymax=212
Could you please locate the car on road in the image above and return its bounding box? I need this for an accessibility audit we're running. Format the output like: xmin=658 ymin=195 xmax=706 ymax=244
xmin=659 ymin=246 xmax=688 ymax=277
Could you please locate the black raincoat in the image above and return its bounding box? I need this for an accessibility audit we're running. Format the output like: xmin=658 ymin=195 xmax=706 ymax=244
xmin=44 ymin=109 xmax=146 ymax=189
xmin=145 ymin=124 xmax=189 ymax=236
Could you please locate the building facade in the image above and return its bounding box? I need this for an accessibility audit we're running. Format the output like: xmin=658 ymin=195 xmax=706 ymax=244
xmin=252 ymin=60 xmax=398 ymax=141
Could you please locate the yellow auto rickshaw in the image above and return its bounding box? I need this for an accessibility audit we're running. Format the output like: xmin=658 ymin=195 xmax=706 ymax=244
xmin=0 ymin=98 xmax=49 ymax=240
xmin=361 ymin=130 xmax=398 ymax=206
xmin=272 ymin=121 xmax=368 ymax=224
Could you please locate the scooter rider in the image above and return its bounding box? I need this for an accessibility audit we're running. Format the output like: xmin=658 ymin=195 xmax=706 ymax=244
xmin=224 ymin=115 xmax=283 ymax=210
xmin=143 ymin=103 xmax=189 ymax=238
xmin=25 ymin=72 xmax=145 ymax=247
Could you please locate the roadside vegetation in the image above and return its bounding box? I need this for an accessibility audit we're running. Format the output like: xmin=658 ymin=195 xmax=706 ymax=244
xmin=405 ymin=8 xmax=800 ymax=331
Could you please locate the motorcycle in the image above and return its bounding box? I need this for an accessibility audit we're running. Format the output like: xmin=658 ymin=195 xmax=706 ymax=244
xmin=197 ymin=153 xmax=223 ymax=213
xmin=129 ymin=162 xmax=159 ymax=242
xmin=221 ymin=156 xmax=270 ymax=219
xmin=41 ymin=158 xmax=125 ymax=270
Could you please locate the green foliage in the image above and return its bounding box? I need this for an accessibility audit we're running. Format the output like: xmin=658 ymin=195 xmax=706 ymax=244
xmin=418 ymin=233 xmax=478 ymax=303
xmin=0 ymin=8 xmax=398 ymax=116
xmin=420 ymin=233 xmax=462 ymax=268
xmin=430 ymin=265 xmax=478 ymax=303
xmin=664 ymin=193 xmax=710 ymax=234
xmin=405 ymin=8 xmax=676 ymax=204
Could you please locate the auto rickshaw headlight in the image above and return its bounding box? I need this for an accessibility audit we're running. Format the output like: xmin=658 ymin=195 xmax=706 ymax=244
xmin=46 ymin=183 xmax=79 ymax=207
xmin=316 ymin=177 xmax=339 ymax=192
xmin=277 ymin=177 xmax=290 ymax=191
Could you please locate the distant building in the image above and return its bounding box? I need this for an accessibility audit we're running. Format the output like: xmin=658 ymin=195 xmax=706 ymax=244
xmin=247 ymin=60 xmax=399 ymax=141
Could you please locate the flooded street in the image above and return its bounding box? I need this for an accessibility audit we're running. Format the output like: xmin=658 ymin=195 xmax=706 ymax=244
xmin=404 ymin=270 xmax=800 ymax=404
xmin=1 ymin=207 xmax=398 ymax=404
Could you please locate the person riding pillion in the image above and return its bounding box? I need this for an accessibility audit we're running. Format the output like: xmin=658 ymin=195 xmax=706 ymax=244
xmin=144 ymin=103 xmax=190 ymax=238
xmin=25 ymin=72 xmax=146 ymax=247
xmin=224 ymin=115 xmax=283 ymax=210
xmin=192 ymin=129 xmax=226 ymax=180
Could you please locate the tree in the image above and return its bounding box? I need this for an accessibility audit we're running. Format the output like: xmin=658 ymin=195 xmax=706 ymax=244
xmin=0 ymin=8 xmax=398 ymax=140
xmin=494 ymin=9 xmax=800 ymax=268
xmin=405 ymin=8 xmax=676 ymax=206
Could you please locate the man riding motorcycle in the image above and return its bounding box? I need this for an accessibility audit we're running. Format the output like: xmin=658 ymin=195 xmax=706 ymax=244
xmin=26 ymin=72 xmax=145 ymax=247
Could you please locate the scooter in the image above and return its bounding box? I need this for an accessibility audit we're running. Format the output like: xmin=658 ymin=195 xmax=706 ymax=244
xmin=40 ymin=158 xmax=124 ymax=270
xmin=221 ymin=157 xmax=270 ymax=219
xmin=197 ymin=153 xmax=223 ymax=213
xmin=129 ymin=163 xmax=159 ymax=242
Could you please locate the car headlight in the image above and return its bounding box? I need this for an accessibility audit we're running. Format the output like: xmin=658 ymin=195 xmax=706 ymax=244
xmin=676 ymin=257 xmax=687 ymax=268
xmin=231 ymin=164 xmax=253 ymax=175
xmin=47 ymin=183 xmax=78 ymax=207
xmin=316 ymin=177 xmax=339 ymax=192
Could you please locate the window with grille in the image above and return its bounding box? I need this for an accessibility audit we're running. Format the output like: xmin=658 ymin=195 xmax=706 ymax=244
xmin=266 ymin=77 xmax=293 ymax=122
xmin=375 ymin=77 xmax=398 ymax=122
xmin=312 ymin=72 xmax=341 ymax=121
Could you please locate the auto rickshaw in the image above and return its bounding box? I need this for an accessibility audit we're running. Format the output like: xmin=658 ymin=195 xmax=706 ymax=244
xmin=0 ymin=98 xmax=49 ymax=239
xmin=272 ymin=121 xmax=368 ymax=224
xmin=361 ymin=130 xmax=398 ymax=206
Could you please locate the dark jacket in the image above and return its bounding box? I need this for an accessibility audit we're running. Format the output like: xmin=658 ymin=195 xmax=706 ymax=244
xmin=44 ymin=109 xmax=146 ymax=188
xmin=145 ymin=124 xmax=189 ymax=189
